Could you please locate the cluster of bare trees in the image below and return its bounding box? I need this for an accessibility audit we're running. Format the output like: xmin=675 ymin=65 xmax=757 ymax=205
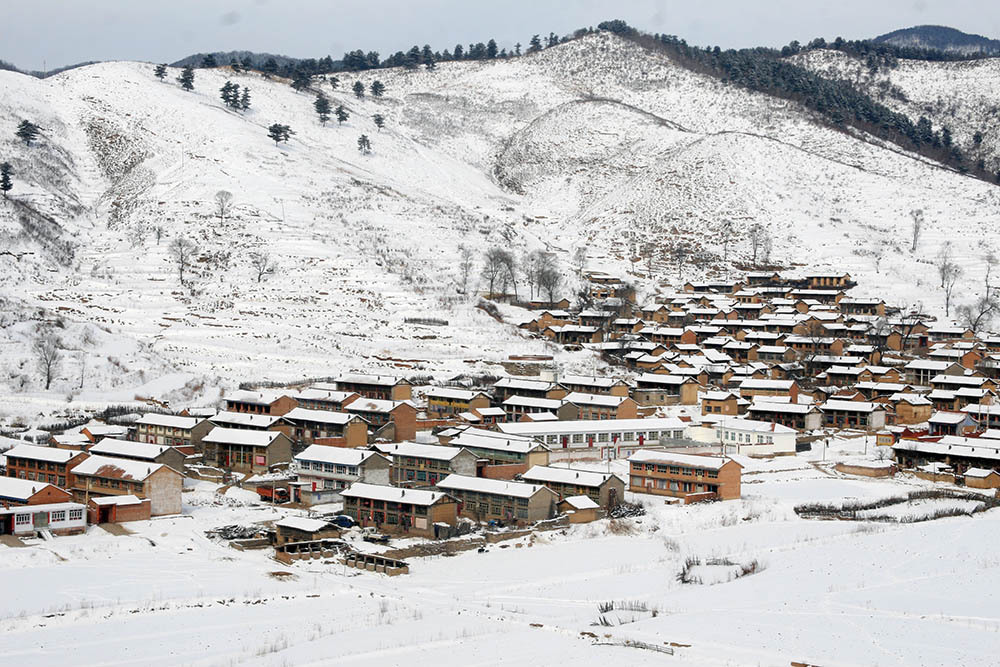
xmin=935 ymin=244 xmax=964 ymax=317
xmin=32 ymin=331 xmax=62 ymax=390
xmin=472 ymin=246 xmax=563 ymax=305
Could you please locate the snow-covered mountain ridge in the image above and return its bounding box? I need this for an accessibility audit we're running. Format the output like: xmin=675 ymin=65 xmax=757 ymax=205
xmin=1 ymin=32 xmax=998 ymax=419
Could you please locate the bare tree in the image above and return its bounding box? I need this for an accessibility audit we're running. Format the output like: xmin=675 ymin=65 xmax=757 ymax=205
xmin=215 ymin=190 xmax=234 ymax=223
xmin=943 ymin=263 xmax=964 ymax=318
xmin=896 ymin=302 xmax=924 ymax=351
xmin=481 ymin=247 xmax=506 ymax=298
xmin=983 ymin=249 xmax=998 ymax=296
xmin=538 ymin=266 xmax=563 ymax=306
xmin=249 ymin=251 xmax=278 ymax=282
xmin=572 ymin=246 xmax=587 ymax=278
xmin=169 ymin=236 xmax=199 ymax=284
xmin=497 ymin=250 xmax=518 ymax=301
xmin=457 ymin=245 xmax=475 ymax=295
xmin=666 ymin=240 xmax=691 ymax=281
xmin=522 ymin=249 xmax=545 ymax=300
xmin=748 ymin=224 xmax=770 ymax=267
xmin=719 ymin=219 xmax=735 ymax=267
xmin=910 ymin=209 xmax=923 ymax=252
xmin=33 ymin=333 xmax=62 ymax=390
xmin=936 ymin=244 xmax=955 ymax=288
xmin=957 ymin=295 xmax=1000 ymax=335
xmin=154 ymin=225 xmax=165 ymax=245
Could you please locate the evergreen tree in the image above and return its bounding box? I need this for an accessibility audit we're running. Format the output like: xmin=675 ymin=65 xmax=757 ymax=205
xmin=201 ymin=54 xmax=217 ymax=68
xmin=335 ymin=105 xmax=349 ymax=125
xmin=422 ymin=45 xmax=434 ymax=63
xmin=370 ymin=80 xmax=385 ymax=97
xmin=0 ymin=162 xmax=12 ymax=198
xmin=454 ymin=44 xmax=464 ymax=59
xmin=528 ymin=35 xmax=542 ymax=53
xmin=425 ymin=57 xmax=437 ymax=71
xmin=15 ymin=120 xmax=40 ymax=146
xmin=230 ymin=58 xmax=240 ymax=73
xmin=357 ymin=134 xmax=372 ymax=154
xmin=177 ymin=65 xmax=195 ymax=91
xmin=291 ymin=70 xmax=312 ymax=91
xmin=486 ymin=39 xmax=498 ymax=59
xmin=219 ymin=81 xmax=241 ymax=109
xmin=154 ymin=63 xmax=167 ymax=81
xmin=262 ymin=58 xmax=278 ymax=77
xmin=241 ymin=55 xmax=254 ymax=70
xmin=352 ymin=81 xmax=365 ymax=98
xmin=514 ymin=42 xmax=522 ymax=56
xmin=405 ymin=46 xmax=421 ymax=70
xmin=314 ymin=93 xmax=331 ymax=124
xmin=373 ymin=113 xmax=385 ymax=131
xmin=239 ymin=87 xmax=252 ymax=111
xmin=267 ymin=123 xmax=294 ymax=146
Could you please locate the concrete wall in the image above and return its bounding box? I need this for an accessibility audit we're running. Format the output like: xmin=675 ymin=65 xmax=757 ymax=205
xmin=147 ymin=468 xmax=183 ymax=516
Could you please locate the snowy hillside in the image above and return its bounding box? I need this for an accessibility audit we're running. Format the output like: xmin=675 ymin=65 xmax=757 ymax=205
xmin=2 ymin=32 xmax=1000 ymax=419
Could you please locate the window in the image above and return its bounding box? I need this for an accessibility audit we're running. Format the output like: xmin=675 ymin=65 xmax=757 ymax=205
xmin=516 ymin=509 xmax=528 ymax=519
xmin=336 ymin=465 xmax=346 ymax=474
xmin=417 ymin=471 xmax=427 ymax=481
xmin=572 ymin=433 xmax=584 ymax=444
xmin=50 ymin=510 xmax=66 ymax=522
xmin=546 ymin=435 xmax=558 ymax=444
xmin=623 ymin=432 xmax=634 ymax=441
xmin=598 ymin=433 xmax=609 ymax=443
xmin=517 ymin=497 xmax=529 ymax=506
xmin=15 ymin=513 xmax=31 ymax=526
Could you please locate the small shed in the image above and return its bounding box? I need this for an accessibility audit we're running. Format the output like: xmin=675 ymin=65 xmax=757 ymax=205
xmin=274 ymin=516 xmax=340 ymax=546
xmin=558 ymin=495 xmax=600 ymax=523
xmin=88 ymin=495 xmax=152 ymax=524
xmin=964 ymin=467 xmax=1000 ymax=489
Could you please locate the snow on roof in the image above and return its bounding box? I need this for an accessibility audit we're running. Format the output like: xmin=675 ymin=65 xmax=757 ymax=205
xmin=964 ymin=467 xmax=1000 ymax=478
xmin=448 ymin=428 xmax=548 ymax=454
xmin=636 ymin=373 xmax=693 ymax=386
xmin=628 ymin=450 xmax=736 ymax=470
xmin=135 ymin=413 xmax=203 ymax=429
xmin=0 ymin=477 xmax=63 ymax=501
xmin=202 ymin=427 xmax=285 ymax=447
xmin=437 ymin=474 xmax=552 ymax=499
xmin=904 ymin=359 xmax=958 ymax=370
xmin=523 ymin=465 xmax=615 ymax=488
xmin=563 ymin=392 xmax=627 ymax=408
xmin=931 ymin=374 xmax=989 ymax=386
xmin=494 ymin=377 xmax=556 ymax=391
xmin=476 ymin=407 xmax=506 ymax=417
xmin=928 ymin=412 xmax=974 ymax=425
xmin=425 ymin=387 xmax=488 ymax=401
xmin=210 ymin=411 xmax=284 ymax=428
xmin=747 ymin=402 xmax=815 ymax=415
xmin=498 ymin=417 xmax=685 ymax=437
xmin=275 ymin=516 xmax=332 ymax=533
xmin=282 ymin=408 xmax=355 ymax=425
xmin=372 ymin=441 xmax=467 ymax=462
xmin=71 ymin=455 xmax=166 ymax=480
xmin=502 ymin=395 xmax=563 ymax=409
xmin=294 ymin=445 xmax=379 ymax=465
xmin=894 ymin=436 xmax=1000 ymax=462
xmin=295 ymin=388 xmax=357 ymax=402
xmin=560 ymin=495 xmax=599 ymax=510
xmin=888 ymin=393 xmax=932 ymax=406
xmin=346 ymin=398 xmax=408 ymax=413
xmin=336 ymin=373 xmax=408 ymax=386
xmin=90 ymin=494 xmax=144 ymax=506
xmin=82 ymin=424 xmax=128 ymax=436
xmin=739 ymin=379 xmax=795 ymax=390
xmin=225 ymin=389 xmax=291 ymax=405
xmin=90 ymin=438 xmax=171 ymax=460
xmin=558 ymin=374 xmax=625 ymax=388
xmin=341 ymin=482 xmax=449 ymax=505
xmin=523 ymin=411 xmax=559 ymax=422
xmin=4 ymin=444 xmax=80 ymax=463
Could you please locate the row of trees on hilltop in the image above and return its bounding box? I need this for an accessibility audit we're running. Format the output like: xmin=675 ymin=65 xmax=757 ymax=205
xmin=610 ymin=24 xmax=1000 ymax=184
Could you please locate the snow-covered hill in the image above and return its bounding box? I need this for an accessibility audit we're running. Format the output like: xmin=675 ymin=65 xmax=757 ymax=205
xmin=2 ymin=32 xmax=999 ymax=420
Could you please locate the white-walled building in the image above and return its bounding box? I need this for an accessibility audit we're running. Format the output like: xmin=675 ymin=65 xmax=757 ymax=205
xmin=689 ymin=417 xmax=796 ymax=456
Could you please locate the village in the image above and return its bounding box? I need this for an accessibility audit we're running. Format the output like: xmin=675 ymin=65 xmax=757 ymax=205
xmin=3 ymin=267 xmax=999 ymax=579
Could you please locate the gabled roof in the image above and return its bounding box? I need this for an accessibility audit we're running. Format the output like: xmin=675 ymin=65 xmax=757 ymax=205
xmin=0 ymin=477 xmax=65 ymax=501
xmin=294 ymin=445 xmax=383 ymax=466
xmin=135 ymin=413 xmax=204 ymax=429
xmin=89 ymin=438 xmax=173 ymax=461
xmin=71 ymin=455 xmax=170 ymax=481
xmin=342 ymin=482 xmax=450 ymax=506
xmin=437 ymin=474 xmax=555 ymax=499
xmin=202 ymin=427 xmax=287 ymax=447
xmin=523 ymin=465 xmax=616 ymax=488
xmin=628 ymin=450 xmax=738 ymax=470
xmin=4 ymin=444 xmax=81 ymax=463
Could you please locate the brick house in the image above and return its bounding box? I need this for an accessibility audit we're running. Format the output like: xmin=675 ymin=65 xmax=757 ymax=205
xmin=435 ymin=474 xmax=558 ymax=525
xmin=557 ymin=374 xmax=631 ymax=397
xmin=4 ymin=444 xmax=89 ymax=489
xmin=134 ymin=414 xmax=212 ymax=454
xmin=341 ymin=483 xmax=458 ymax=538
xmin=425 ymin=387 xmax=491 ymax=416
xmin=292 ymin=387 xmax=360 ymax=411
xmin=70 ymin=455 xmax=182 ymax=516
xmin=292 ymin=445 xmax=391 ymax=505
xmin=820 ymin=400 xmax=887 ymax=429
xmin=333 ymin=373 xmax=412 ymax=401
xmin=371 ymin=441 xmax=478 ymax=486
xmin=701 ymin=391 xmax=741 ymax=416
xmin=224 ymin=389 xmax=298 ymax=416
xmin=634 ymin=373 xmax=701 ymax=405
xmin=344 ymin=398 xmax=417 ymax=442
xmin=0 ymin=477 xmax=74 ymax=508
xmin=745 ymin=401 xmax=822 ymax=431
xmin=521 ymin=465 xmax=625 ymax=507
xmin=87 ymin=495 xmax=152 ymax=524
xmin=281 ymin=408 xmax=369 ymax=449
xmin=738 ymin=378 xmax=800 ymax=402
xmin=559 ymin=392 xmax=638 ymax=420
xmin=88 ymin=438 xmax=187 ymax=473
xmin=628 ymin=451 xmax=742 ymax=502
xmin=202 ymin=427 xmax=294 ymax=474
xmin=492 ymin=377 xmax=565 ymax=403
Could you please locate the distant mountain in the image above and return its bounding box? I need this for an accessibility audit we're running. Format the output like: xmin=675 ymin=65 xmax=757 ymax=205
xmin=873 ymin=25 xmax=1000 ymax=55
xmin=170 ymin=50 xmax=306 ymax=70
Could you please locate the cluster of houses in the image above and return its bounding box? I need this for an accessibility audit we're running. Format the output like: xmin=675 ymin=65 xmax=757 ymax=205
xmin=5 ymin=269 xmax=1000 ymax=541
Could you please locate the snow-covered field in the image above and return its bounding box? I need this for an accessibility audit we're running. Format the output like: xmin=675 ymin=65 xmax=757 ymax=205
xmin=3 ymin=454 xmax=999 ymax=666
xmin=2 ymin=33 xmax=1000 ymax=423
